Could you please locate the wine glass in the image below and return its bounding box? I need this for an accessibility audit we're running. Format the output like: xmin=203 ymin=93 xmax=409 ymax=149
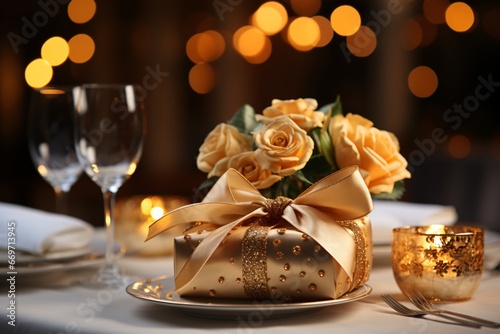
xmin=27 ymin=86 xmax=83 ymax=214
xmin=74 ymin=84 xmax=145 ymax=288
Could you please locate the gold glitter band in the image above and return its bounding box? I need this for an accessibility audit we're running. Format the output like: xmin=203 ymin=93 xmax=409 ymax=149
xmin=242 ymin=225 xmax=271 ymax=299
xmin=338 ymin=218 xmax=369 ymax=291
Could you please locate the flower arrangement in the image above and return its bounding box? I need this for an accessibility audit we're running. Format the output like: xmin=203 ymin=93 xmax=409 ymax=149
xmin=195 ymin=97 xmax=411 ymax=201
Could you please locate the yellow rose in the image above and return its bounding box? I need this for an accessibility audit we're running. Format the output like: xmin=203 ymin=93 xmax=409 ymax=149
xmin=197 ymin=123 xmax=253 ymax=174
xmin=256 ymin=98 xmax=324 ymax=131
xmin=329 ymin=113 xmax=411 ymax=194
xmin=254 ymin=116 xmax=314 ymax=176
xmin=209 ymin=151 xmax=282 ymax=189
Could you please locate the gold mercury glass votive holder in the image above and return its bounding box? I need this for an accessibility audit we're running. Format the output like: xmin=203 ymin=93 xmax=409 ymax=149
xmin=392 ymin=225 xmax=484 ymax=302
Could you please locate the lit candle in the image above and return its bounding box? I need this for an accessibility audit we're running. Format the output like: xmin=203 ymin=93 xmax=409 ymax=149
xmin=392 ymin=225 xmax=484 ymax=302
xmin=115 ymin=195 xmax=190 ymax=256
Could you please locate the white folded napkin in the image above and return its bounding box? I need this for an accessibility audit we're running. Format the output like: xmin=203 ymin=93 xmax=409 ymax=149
xmin=369 ymin=200 xmax=458 ymax=245
xmin=0 ymin=202 xmax=94 ymax=255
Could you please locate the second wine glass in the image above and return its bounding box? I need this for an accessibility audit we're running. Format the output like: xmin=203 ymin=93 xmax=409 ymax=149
xmin=74 ymin=84 xmax=145 ymax=288
xmin=27 ymin=86 xmax=82 ymax=213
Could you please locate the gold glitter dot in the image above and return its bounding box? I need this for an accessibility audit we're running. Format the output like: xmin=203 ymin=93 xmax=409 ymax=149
xmin=276 ymin=251 xmax=284 ymax=260
xmin=229 ymin=257 xmax=235 ymax=264
xmin=279 ymin=275 xmax=286 ymax=282
xmin=273 ymin=238 xmax=281 ymax=247
xmin=271 ymin=287 xmax=278 ymax=293
xmin=236 ymin=277 xmax=241 ymax=283
xmin=299 ymin=271 xmax=306 ymax=278
xmin=346 ymin=277 xmax=352 ymax=284
xmin=308 ymin=283 xmax=317 ymax=291
xmin=218 ymin=276 xmax=225 ymax=284
xmin=197 ymin=230 xmax=202 ymax=234
xmin=227 ymin=231 xmax=232 ymax=236
xmin=318 ymin=270 xmax=325 ymax=277
xmin=314 ymin=245 xmax=321 ymax=253
xmin=337 ymin=282 xmax=343 ymax=288
xmin=198 ymin=240 xmax=201 ymax=244
xmin=301 ymin=234 xmax=309 ymax=240
xmin=165 ymin=292 xmax=173 ymax=299
xmin=209 ymin=289 xmax=216 ymax=296
xmin=292 ymin=245 xmax=301 ymax=255
xmin=277 ymin=228 xmax=286 ymax=235
xmin=283 ymin=263 xmax=290 ymax=271
xmin=183 ymin=235 xmax=191 ymax=241
xmin=296 ymin=289 xmax=302 ymax=294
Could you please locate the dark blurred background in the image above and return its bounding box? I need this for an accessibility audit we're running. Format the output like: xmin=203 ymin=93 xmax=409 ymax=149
xmin=0 ymin=0 xmax=499 ymax=231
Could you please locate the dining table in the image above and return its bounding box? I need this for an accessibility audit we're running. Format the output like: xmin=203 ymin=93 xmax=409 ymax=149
xmin=1 ymin=227 xmax=499 ymax=334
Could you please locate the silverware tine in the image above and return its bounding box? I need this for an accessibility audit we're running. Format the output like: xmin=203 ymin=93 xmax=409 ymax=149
xmin=381 ymin=294 xmax=481 ymax=328
xmin=406 ymin=290 xmax=500 ymax=329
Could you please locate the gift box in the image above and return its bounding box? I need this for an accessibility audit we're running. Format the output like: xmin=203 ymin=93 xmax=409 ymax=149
xmin=147 ymin=165 xmax=373 ymax=301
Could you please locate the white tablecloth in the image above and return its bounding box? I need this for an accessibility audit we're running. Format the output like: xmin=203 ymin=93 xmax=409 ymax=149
xmin=1 ymin=247 xmax=500 ymax=334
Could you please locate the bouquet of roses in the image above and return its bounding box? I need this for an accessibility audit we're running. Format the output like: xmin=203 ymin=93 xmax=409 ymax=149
xmin=194 ymin=97 xmax=411 ymax=201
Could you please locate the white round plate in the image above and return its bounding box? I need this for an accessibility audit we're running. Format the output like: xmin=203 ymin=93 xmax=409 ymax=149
xmin=0 ymin=246 xmax=92 ymax=265
xmin=0 ymin=237 xmax=124 ymax=275
xmin=126 ymin=276 xmax=372 ymax=319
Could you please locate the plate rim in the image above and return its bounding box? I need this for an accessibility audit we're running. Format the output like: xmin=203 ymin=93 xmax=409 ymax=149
xmin=126 ymin=276 xmax=372 ymax=312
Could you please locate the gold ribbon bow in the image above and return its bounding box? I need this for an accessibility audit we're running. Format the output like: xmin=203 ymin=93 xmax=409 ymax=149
xmin=146 ymin=165 xmax=373 ymax=296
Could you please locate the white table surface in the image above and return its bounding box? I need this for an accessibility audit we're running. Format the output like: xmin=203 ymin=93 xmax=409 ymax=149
xmin=1 ymin=242 xmax=500 ymax=334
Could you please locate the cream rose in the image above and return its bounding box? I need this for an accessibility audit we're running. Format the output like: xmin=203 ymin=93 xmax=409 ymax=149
xmin=254 ymin=116 xmax=314 ymax=176
xmin=256 ymin=98 xmax=324 ymax=131
xmin=197 ymin=123 xmax=253 ymax=174
xmin=328 ymin=113 xmax=411 ymax=194
xmin=209 ymin=151 xmax=282 ymax=189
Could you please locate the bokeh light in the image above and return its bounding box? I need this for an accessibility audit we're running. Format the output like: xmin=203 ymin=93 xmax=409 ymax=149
xmin=401 ymin=18 xmax=423 ymax=50
xmin=25 ymin=58 xmax=53 ymax=88
xmin=445 ymin=2 xmax=475 ymax=32
xmin=347 ymin=25 xmax=377 ymax=57
xmin=243 ymin=37 xmax=272 ymax=64
xmin=68 ymin=34 xmax=95 ymax=63
xmin=448 ymin=134 xmax=471 ymax=158
xmin=291 ymin=0 xmax=321 ymax=17
xmin=423 ymin=0 xmax=450 ymax=24
xmin=41 ymin=36 xmax=69 ymax=66
xmin=288 ymin=17 xmax=320 ymax=51
xmin=233 ymin=26 xmax=267 ymax=57
xmin=253 ymin=2 xmax=288 ymax=36
xmin=415 ymin=15 xmax=438 ymax=46
xmin=68 ymin=0 xmax=96 ymax=24
xmin=189 ymin=63 xmax=215 ymax=94
xmin=186 ymin=34 xmax=204 ymax=63
xmin=312 ymin=16 xmax=334 ymax=47
xmin=187 ymin=30 xmax=225 ymax=63
xmin=483 ymin=8 xmax=500 ymax=40
xmin=408 ymin=66 xmax=438 ymax=98
xmin=330 ymin=5 xmax=361 ymax=36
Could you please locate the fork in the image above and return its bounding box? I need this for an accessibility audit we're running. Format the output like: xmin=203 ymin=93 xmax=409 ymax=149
xmin=406 ymin=290 xmax=500 ymax=328
xmin=381 ymin=294 xmax=481 ymax=328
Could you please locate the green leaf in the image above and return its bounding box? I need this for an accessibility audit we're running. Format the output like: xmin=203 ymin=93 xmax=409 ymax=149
xmin=371 ymin=180 xmax=406 ymax=200
xmin=229 ymin=104 xmax=258 ymax=134
xmin=300 ymin=154 xmax=335 ymax=183
xmin=192 ymin=176 xmax=219 ymax=202
xmin=319 ymin=95 xmax=343 ymax=117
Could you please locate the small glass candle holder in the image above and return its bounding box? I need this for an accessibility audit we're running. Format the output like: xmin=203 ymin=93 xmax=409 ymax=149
xmin=115 ymin=195 xmax=190 ymax=256
xmin=392 ymin=225 xmax=484 ymax=302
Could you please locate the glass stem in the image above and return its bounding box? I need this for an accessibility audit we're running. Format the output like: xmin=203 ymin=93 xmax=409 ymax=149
xmin=103 ymin=190 xmax=117 ymax=267
xmin=54 ymin=187 xmax=69 ymax=214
